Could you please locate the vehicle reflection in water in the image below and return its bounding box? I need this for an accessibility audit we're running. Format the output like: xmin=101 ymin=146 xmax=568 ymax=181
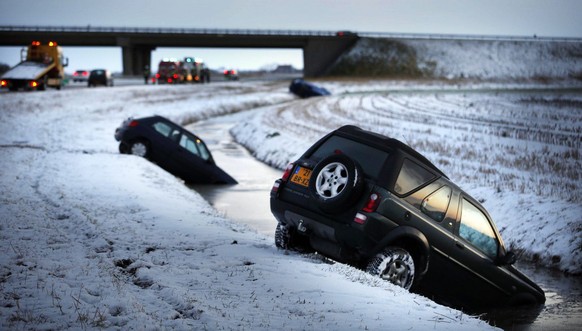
xmin=187 ymin=112 xmax=582 ymax=331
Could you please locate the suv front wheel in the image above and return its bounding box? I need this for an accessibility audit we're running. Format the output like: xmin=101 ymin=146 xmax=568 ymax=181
xmin=367 ymin=247 xmax=416 ymax=290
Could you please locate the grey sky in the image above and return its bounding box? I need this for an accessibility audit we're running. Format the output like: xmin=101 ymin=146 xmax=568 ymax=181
xmin=1 ymin=0 xmax=581 ymax=72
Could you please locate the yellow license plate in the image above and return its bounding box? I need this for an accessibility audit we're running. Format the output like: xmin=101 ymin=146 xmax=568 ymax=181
xmin=290 ymin=166 xmax=312 ymax=187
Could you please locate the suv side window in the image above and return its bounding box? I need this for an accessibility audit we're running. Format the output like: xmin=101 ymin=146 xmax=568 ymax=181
xmin=459 ymin=198 xmax=498 ymax=259
xmin=394 ymin=159 xmax=435 ymax=195
xmin=421 ymin=186 xmax=451 ymax=222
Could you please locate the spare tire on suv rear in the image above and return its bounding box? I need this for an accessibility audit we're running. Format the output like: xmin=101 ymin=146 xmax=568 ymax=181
xmin=308 ymin=154 xmax=364 ymax=213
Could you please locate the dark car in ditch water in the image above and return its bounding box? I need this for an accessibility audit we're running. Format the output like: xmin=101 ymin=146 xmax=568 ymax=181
xmin=289 ymin=78 xmax=331 ymax=98
xmin=114 ymin=115 xmax=237 ymax=184
xmin=270 ymin=125 xmax=545 ymax=309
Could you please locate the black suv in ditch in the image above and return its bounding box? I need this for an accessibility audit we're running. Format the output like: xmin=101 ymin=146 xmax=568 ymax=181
xmin=270 ymin=125 xmax=545 ymax=308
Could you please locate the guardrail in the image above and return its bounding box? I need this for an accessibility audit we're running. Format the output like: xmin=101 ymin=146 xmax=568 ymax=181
xmin=0 ymin=25 xmax=337 ymax=37
xmin=1 ymin=25 xmax=580 ymax=43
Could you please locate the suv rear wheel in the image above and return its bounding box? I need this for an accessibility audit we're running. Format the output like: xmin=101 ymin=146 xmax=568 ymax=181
xmin=308 ymin=154 xmax=364 ymax=213
xmin=367 ymin=247 xmax=416 ymax=290
xmin=275 ymin=223 xmax=313 ymax=253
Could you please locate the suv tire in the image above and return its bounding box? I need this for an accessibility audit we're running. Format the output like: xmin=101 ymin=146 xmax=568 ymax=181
xmin=367 ymin=247 xmax=416 ymax=290
xmin=308 ymin=154 xmax=364 ymax=213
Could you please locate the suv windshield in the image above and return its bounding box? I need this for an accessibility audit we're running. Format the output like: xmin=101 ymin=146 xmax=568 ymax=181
xmin=310 ymin=135 xmax=389 ymax=179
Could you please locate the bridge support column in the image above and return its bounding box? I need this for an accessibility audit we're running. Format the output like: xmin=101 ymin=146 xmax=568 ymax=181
xmin=303 ymin=37 xmax=358 ymax=77
xmin=121 ymin=45 xmax=155 ymax=76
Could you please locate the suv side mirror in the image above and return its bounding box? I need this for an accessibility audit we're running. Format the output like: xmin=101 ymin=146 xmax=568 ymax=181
xmin=499 ymin=251 xmax=517 ymax=265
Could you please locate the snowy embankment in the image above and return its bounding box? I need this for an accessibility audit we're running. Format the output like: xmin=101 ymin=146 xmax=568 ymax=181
xmin=328 ymin=37 xmax=582 ymax=81
xmin=230 ymin=80 xmax=582 ymax=275
xmin=0 ymin=83 xmax=496 ymax=330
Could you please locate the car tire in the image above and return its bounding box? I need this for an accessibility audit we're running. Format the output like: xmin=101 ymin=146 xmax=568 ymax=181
xmin=129 ymin=140 xmax=150 ymax=159
xmin=118 ymin=143 xmax=128 ymax=154
xmin=275 ymin=223 xmax=313 ymax=253
xmin=308 ymin=154 xmax=364 ymax=213
xmin=366 ymin=247 xmax=416 ymax=290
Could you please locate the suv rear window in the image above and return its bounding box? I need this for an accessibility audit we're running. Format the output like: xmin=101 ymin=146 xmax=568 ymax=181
xmin=394 ymin=159 xmax=435 ymax=195
xmin=310 ymin=135 xmax=389 ymax=179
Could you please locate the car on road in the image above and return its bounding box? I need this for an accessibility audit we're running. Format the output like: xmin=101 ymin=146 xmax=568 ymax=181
xmin=270 ymin=125 xmax=545 ymax=308
xmin=72 ymin=70 xmax=89 ymax=82
xmin=114 ymin=115 xmax=237 ymax=184
xmin=223 ymin=69 xmax=239 ymax=81
xmin=289 ymin=78 xmax=330 ymax=98
xmin=88 ymin=69 xmax=113 ymax=87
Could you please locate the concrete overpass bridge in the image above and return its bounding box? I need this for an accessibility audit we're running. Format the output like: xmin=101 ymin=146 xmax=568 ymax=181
xmin=0 ymin=26 xmax=360 ymax=77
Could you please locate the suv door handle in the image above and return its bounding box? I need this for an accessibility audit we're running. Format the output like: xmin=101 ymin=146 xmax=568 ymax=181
xmin=455 ymin=241 xmax=465 ymax=249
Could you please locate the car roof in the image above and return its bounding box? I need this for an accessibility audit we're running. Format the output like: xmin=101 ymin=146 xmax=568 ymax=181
xmin=335 ymin=125 xmax=448 ymax=178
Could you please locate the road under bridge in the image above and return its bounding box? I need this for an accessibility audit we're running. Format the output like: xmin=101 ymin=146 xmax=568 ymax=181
xmin=0 ymin=26 xmax=360 ymax=77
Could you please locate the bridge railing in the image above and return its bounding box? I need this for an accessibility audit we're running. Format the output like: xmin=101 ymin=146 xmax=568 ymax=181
xmin=0 ymin=25 xmax=338 ymax=37
xmin=1 ymin=25 xmax=580 ymax=42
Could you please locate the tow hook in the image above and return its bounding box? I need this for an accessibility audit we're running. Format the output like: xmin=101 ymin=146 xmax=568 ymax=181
xmin=297 ymin=220 xmax=307 ymax=233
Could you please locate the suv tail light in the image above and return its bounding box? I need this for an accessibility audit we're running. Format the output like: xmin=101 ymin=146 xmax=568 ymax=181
xmin=128 ymin=120 xmax=139 ymax=127
xmin=272 ymin=163 xmax=295 ymax=194
xmin=362 ymin=193 xmax=380 ymax=212
xmin=354 ymin=193 xmax=381 ymax=224
xmin=281 ymin=163 xmax=294 ymax=182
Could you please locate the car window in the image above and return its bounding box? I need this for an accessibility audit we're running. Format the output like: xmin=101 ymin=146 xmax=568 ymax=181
xmin=195 ymin=139 xmax=211 ymax=161
xmin=421 ymin=186 xmax=451 ymax=222
xmin=152 ymin=121 xmax=174 ymax=137
xmin=178 ymin=133 xmax=211 ymax=161
xmin=394 ymin=159 xmax=435 ymax=195
xmin=311 ymin=135 xmax=389 ymax=179
xmin=179 ymin=134 xmax=201 ymax=157
xmin=459 ymin=198 xmax=498 ymax=259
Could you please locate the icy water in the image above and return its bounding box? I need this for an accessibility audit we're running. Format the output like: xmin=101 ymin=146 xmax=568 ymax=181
xmin=187 ymin=108 xmax=582 ymax=331
xmin=186 ymin=111 xmax=282 ymax=236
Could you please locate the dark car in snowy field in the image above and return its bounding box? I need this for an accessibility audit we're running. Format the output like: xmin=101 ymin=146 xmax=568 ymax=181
xmin=88 ymin=69 xmax=113 ymax=87
xmin=270 ymin=125 xmax=545 ymax=308
xmin=114 ymin=115 xmax=237 ymax=184
xmin=289 ymin=78 xmax=331 ymax=98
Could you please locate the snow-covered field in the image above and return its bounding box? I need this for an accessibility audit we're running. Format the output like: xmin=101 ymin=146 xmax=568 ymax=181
xmin=0 ymin=82 xmax=502 ymax=330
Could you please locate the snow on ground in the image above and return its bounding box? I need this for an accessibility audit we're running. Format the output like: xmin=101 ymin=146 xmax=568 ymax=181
xmin=0 ymin=83 xmax=497 ymax=330
xmin=230 ymin=80 xmax=582 ymax=275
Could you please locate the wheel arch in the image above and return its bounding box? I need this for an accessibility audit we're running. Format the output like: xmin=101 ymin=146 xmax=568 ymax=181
xmin=369 ymin=226 xmax=430 ymax=276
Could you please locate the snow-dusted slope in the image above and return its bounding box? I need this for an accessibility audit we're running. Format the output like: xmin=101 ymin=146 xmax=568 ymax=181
xmin=329 ymin=37 xmax=582 ymax=80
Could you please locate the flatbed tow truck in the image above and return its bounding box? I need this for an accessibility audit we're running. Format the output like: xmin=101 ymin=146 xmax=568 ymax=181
xmin=1 ymin=41 xmax=68 ymax=91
